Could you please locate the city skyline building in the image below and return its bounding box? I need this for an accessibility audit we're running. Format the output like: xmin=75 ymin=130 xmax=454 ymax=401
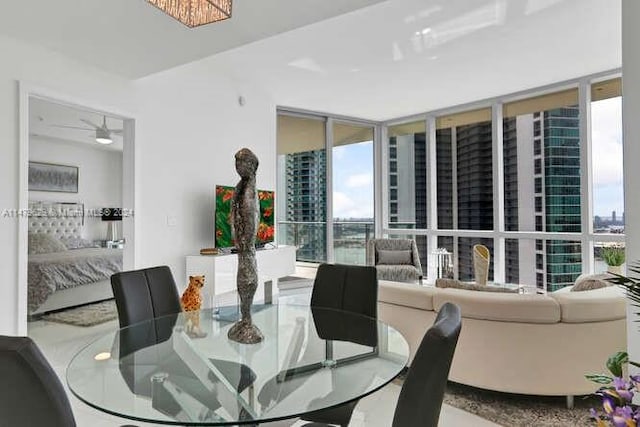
xmin=278 ymin=149 xmax=327 ymax=262
xmin=387 ymin=106 xmax=586 ymax=291
xmin=280 ymin=100 xmax=621 ymax=290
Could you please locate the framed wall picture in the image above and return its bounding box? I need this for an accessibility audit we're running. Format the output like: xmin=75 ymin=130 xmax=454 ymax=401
xmin=28 ymin=161 xmax=79 ymax=193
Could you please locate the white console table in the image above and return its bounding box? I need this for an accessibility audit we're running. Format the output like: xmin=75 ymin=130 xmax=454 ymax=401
xmin=185 ymin=245 xmax=296 ymax=307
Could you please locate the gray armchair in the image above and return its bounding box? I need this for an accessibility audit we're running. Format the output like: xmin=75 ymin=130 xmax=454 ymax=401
xmin=366 ymin=238 xmax=423 ymax=282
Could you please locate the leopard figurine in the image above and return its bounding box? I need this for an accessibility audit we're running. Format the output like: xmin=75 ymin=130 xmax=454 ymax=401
xmin=181 ymin=275 xmax=207 ymax=338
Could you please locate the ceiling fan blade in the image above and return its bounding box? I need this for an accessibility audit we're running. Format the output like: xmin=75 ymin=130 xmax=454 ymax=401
xmin=80 ymin=118 xmax=100 ymax=129
xmin=49 ymin=124 xmax=94 ymax=131
xmin=111 ymin=129 xmax=124 ymax=135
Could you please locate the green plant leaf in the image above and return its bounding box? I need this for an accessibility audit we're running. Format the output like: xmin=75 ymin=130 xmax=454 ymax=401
xmin=607 ymin=351 xmax=628 ymax=377
xmin=586 ymin=374 xmax=613 ymax=384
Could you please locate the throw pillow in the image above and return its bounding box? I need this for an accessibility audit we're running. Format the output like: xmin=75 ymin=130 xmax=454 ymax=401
xmin=28 ymin=233 xmax=68 ymax=255
xmin=571 ymin=274 xmax=613 ymax=292
xmin=377 ymin=249 xmax=412 ymax=265
xmin=435 ymin=278 xmax=519 ymax=293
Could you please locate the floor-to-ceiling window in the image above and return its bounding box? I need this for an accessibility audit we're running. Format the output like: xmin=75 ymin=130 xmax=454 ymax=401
xmin=382 ymin=74 xmax=623 ymax=291
xmin=591 ymin=78 xmax=624 ymax=272
xmin=387 ymin=121 xmax=429 ymax=268
xmin=277 ymin=114 xmax=327 ymax=263
xmin=277 ymin=112 xmax=377 ymax=264
xmin=503 ymin=89 xmax=582 ymax=291
xmin=436 ymin=108 xmax=494 ymax=282
xmin=332 ymin=122 xmax=375 ymax=265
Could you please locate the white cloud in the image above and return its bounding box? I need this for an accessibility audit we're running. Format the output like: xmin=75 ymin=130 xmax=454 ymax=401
xmin=333 ymin=145 xmax=347 ymax=161
xmin=346 ymin=173 xmax=373 ymax=188
xmin=592 ymin=136 xmax=623 ymax=186
xmin=592 ymin=97 xmax=623 ymax=187
xmin=333 ymin=191 xmax=373 ymax=219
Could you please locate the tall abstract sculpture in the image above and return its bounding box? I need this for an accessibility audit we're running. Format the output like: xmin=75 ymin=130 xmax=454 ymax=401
xmin=473 ymin=244 xmax=490 ymax=286
xmin=228 ymin=148 xmax=264 ymax=344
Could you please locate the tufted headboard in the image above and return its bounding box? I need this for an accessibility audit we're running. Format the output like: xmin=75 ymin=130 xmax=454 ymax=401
xmin=28 ymin=201 xmax=85 ymax=240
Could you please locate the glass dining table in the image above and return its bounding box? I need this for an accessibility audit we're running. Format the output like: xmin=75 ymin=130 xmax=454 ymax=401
xmin=67 ymin=304 xmax=409 ymax=425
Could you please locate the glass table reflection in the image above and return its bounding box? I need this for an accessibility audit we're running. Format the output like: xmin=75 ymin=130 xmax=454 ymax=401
xmin=67 ymin=304 xmax=409 ymax=425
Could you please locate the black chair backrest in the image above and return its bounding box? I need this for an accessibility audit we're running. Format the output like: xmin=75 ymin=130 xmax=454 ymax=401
xmin=392 ymin=302 xmax=462 ymax=427
xmin=311 ymin=307 xmax=378 ymax=347
xmin=111 ymin=265 xmax=181 ymax=328
xmin=0 ymin=335 xmax=76 ymax=427
xmin=310 ymin=263 xmax=378 ymax=319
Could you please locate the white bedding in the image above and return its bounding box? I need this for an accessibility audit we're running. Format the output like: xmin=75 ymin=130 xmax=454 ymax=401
xmin=28 ymin=248 xmax=123 ymax=313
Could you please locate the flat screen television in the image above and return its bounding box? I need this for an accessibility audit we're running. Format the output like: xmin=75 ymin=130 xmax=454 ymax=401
xmin=215 ymin=185 xmax=275 ymax=249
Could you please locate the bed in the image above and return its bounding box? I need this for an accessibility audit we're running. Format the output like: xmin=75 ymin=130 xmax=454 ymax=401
xmin=28 ymin=202 xmax=122 ymax=316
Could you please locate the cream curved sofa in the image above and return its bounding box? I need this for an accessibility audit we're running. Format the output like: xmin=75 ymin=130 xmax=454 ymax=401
xmin=378 ymin=280 xmax=627 ymax=402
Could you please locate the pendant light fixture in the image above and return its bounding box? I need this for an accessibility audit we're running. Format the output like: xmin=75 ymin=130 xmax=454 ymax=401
xmin=147 ymin=0 xmax=232 ymax=28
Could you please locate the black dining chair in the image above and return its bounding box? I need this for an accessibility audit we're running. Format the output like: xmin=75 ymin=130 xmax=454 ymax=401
xmin=110 ymin=266 xmax=256 ymax=394
xmin=300 ymin=263 xmax=378 ymax=427
xmin=392 ymin=302 xmax=462 ymax=427
xmin=111 ymin=265 xmax=181 ymax=328
xmin=303 ymin=302 xmax=462 ymax=427
xmin=309 ymin=263 xmax=378 ymax=318
xmin=0 ymin=335 xmax=76 ymax=427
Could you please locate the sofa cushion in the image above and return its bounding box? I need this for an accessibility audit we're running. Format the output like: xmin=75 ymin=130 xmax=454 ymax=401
xmin=378 ymin=280 xmax=435 ymax=311
xmin=375 ymin=265 xmax=420 ymax=282
xmin=377 ymin=249 xmax=412 ymax=265
xmin=432 ymin=288 xmax=561 ymax=324
xmin=435 ymin=278 xmax=519 ymax=293
xmin=550 ymin=286 xmax=626 ymax=323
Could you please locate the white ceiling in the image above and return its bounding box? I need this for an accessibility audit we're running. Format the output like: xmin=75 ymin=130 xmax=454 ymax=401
xmin=214 ymin=0 xmax=621 ymax=120
xmin=30 ymin=97 xmax=124 ymax=151
xmin=5 ymin=0 xmax=621 ymax=121
xmin=0 ymin=0 xmax=386 ymax=78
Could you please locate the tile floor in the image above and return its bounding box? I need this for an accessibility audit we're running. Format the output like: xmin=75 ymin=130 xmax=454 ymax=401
xmin=28 ymin=282 xmax=498 ymax=427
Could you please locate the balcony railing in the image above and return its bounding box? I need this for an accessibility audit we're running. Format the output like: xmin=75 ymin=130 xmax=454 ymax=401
xmin=277 ymin=221 xmax=374 ymax=265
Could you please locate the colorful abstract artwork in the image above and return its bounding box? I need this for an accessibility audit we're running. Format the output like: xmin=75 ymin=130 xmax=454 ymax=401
xmin=215 ymin=185 xmax=275 ymax=248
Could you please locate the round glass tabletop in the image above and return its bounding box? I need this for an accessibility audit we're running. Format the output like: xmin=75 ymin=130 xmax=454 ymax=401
xmin=67 ymin=304 xmax=409 ymax=425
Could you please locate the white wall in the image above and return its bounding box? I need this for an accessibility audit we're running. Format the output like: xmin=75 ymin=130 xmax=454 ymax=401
xmin=1 ymin=33 xmax=276 ymax=336
xmin=29 ymin=136 xmax=123 ymax=241
xmin=0 ymin=34 xmax=135 ymax=335
xmin=622 ymin=0 xmax=640 ymax=365
xmin=134 ymin=57 xmax=276 ymax=290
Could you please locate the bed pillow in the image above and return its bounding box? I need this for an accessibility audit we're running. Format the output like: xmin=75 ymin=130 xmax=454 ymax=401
xmin=60 ymin=237 xmax=99 ymax=250
xmin=28 ymin=233 xmax=68 ymax=254
xmin=377 ymin=249 xmax=412 ymax=265
xmin=435 ymin=278 xmax=519 ymax=293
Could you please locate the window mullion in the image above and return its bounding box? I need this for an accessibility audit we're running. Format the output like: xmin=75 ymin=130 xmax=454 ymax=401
xmin=492 ymin=103 xmax=506 ymax=283
xmin=325 ymin=118 xmax=334 ymax=263
xmin=579 ymin=79 xmax=594 ymax=274
xmin=426 ymin=115 xmax=438 ymax=281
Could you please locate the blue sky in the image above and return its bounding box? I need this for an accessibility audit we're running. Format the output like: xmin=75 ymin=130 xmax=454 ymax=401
xmin=332 ymin=141 xmax=374 ymax=219
xmin=592 ymin=97 xmax=624 ymax=218
xmin=330 ymin=97 xmax=623 ymax=221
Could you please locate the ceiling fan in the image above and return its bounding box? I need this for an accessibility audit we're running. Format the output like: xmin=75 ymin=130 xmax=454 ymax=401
xmin=49 ymin=116 xmax=123 ymax=145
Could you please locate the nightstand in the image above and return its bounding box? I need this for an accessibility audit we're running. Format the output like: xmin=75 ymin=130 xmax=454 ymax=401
xmin=95 ymin=239 xmax=126 ymax=249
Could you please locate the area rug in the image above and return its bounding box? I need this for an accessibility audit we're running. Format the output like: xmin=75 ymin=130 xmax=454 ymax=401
xmin=444 ymin=382 xmax=596 ymax=426
xmin=41 ymin=299 xmax=118 ymax=327
xmin=394 ymin=373 xmax=595 ymax=426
